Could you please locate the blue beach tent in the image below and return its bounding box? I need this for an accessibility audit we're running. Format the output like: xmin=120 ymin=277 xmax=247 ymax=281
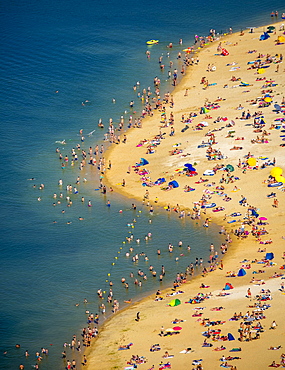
xmin=154 ymin=177 xmax=166 ymax=185
xmin=237 ymin=268 xmax=246 ymax=277
xmin=251 ymin=209 xmax=259 ymax=218
xmin=140 ymin=158 xmax=149 ymax=165
xmin=265 ymin=252 xmax=274 ymax=260
xmin=228 ymin=333 xmax=235 ymax=341
xmin=224 ymin=282 xmax=234 ymax=290
xmin=168 ymin=180 xmax=179 ymax=188
xmin=260 ymin=32 xmax=270 ymax=41
xmin=184 ymin=163 xmax=196 ymax=172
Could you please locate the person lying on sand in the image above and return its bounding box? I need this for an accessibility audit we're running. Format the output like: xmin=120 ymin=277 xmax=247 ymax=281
xmin=150 ymin=343 xmax=161 ymax=352
xmin=269 ymin=346 xmax=282 ymax=350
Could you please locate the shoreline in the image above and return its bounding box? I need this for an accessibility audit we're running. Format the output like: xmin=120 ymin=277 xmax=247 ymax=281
xmin=86 ymin=21 xmax=285 ymax=370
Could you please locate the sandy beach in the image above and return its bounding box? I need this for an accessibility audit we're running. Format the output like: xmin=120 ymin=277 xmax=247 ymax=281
xmin=86 ymin=21 xmax=285 ymax=370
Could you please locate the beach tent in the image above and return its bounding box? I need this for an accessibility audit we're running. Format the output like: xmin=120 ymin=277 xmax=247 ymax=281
xmin=140 ymin=158 xmax=149 ymax=165
xmin=184 ymin=163 xmax=196 ymax=172
xmin=259 ymin=118 xmax=266 ymax=125
xmin=228 ymin=333 xmax=235 ymax=341
xmin=154 ymin=177 xmax=166 ymax=185
xmin=277 ymin=35 xmax=285 ymax=44
xmin=224 ymin=282 xmax=234 ymax=290
xmin=168 ymin=180 xmax=179 ymax=188
xmin=274 ymin=104 xmax=282 ymax=112
xmin=237 ymin=268 xmax=246 ymax=277
xmin=168 ymin=298 xmax=181 ymax=307
xmin=260 ymin=32 xmax=270 ymax=40
xmin=251 ymin=209 xmax=259 ymax=218
xmin=200 ymin=107 xmax=210 ymax=114
xmin=265 ymin=252 xmax=274 ymax=260
xmin=221 ymin=48 xmax=229 ymax=56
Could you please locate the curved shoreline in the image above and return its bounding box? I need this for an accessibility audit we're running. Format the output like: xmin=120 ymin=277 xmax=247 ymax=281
xmin=86 ymin=21 xmax=285 ymax=370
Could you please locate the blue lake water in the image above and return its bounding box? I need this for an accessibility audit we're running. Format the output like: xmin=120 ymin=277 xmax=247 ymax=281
xmin=0 ymin=0 xmax=284 ymax=368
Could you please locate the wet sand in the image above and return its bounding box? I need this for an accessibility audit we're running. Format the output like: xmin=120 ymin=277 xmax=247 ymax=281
xmin=86 ymin=22 xmax=285 ymax=369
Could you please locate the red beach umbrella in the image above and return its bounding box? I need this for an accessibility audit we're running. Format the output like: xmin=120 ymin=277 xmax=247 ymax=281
xmin=173 ymin=326 xmax=182 ymax=330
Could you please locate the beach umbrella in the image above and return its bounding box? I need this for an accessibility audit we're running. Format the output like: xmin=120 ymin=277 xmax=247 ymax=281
xmin=173 ymin=326 xmax=182 ymax=330
xmin=165 ymin=328 xmax=175 ymax=332
xmin=226 ymin=164 xmax=234 ymax=172
xmin=264 ymin=97 xmax=272 ymax=103
xmin=275 ymin=175 xmax=285 ymax=183
xmin=246 ymin=27 xmax=256 ymax=33
xmin=247 ymin=157 xmax=256 ymax=166
xmin=259 ymin=217 xmax=267 ymax=221
xmin=257 ymin=68 xmax=265 ymax=74
xmin=270 ymin=167 xmax=283 ymax=178
xmin=267 ymin=26 xmax=275 ymax=31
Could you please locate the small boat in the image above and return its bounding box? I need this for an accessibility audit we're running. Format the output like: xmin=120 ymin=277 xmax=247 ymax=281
xmin=146 ymin=39 xmax=159 ymax=45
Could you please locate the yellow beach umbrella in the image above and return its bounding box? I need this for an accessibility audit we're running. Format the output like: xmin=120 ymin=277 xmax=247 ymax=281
xmin=247 ymin=157 xmax=256 ymax=166
xmin=257 ymin=68 xmax=265 ymax=74
xmin=270 ymin=167 xmax=282 ymax=177
xmin=264 ymin=97 xmax=272 ymax=103
xmin=275 ymin=175 xmax=285 ymax=183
